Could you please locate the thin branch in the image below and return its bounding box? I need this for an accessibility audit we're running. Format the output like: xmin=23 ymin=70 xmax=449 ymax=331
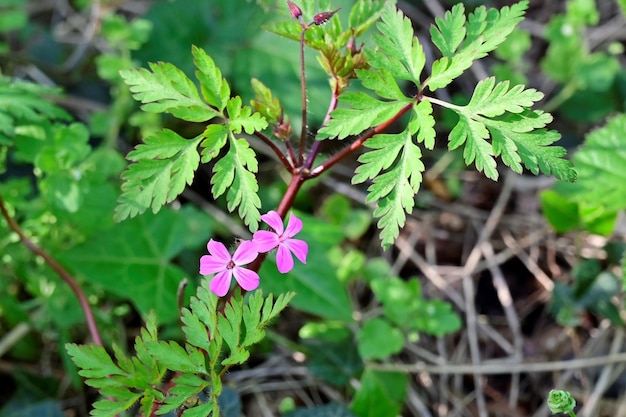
xmin=297 ymin=27 xmax=309 ymax=165
xmin=303 ymin=78 xmax=341 ymax=170
xmin=0 ymin=194 xmax=103 ymax=346
xmin=369 ymin=351 xmax=626 ymax=375
xmin=253 ymin=131 xmax=293 ymax=172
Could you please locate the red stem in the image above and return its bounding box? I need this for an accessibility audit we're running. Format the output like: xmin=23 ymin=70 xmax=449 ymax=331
xmin=254 ymin=131 xmax=294 ymax=172
xmin=297 ymin=27 xmax=308 ymax=165
xmin=0 ymin=194 xmax=103 ymax=346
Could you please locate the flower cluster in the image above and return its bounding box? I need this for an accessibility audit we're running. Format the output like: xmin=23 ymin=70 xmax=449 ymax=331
xmin=199 ymin=211 xmax=308 ymax=296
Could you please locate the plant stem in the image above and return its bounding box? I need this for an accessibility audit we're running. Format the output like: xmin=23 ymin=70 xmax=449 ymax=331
xmin=569 ymin=410 xmax=577 ymax=417
xmin=0 ymin=194 xmax=103 ymax=346
xmin=297 ymin=27 xmax=309 ymax=165
xmin=254 ymin=131 xmax=294 ymax=172
xmin=303 ymin=79 xmax=341 ymax=170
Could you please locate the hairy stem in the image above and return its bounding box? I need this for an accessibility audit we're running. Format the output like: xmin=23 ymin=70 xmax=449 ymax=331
xmin=0 ymin=194 xmax=103 ymax=346
xmin=254 ymin=131 xmax=294 ymax=172
xmin=298 ymin=27 xmax=308 ymax=165
xmin=303 ymin=79 xmax=341 ymax=170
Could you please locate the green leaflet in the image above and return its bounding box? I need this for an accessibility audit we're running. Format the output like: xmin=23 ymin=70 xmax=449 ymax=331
xmin=211 ymin=132 xmax=262 ymax=230
xmin=354 ymin=129 xmax=425 ymax=249
xmin=66 ymin=289 xmax=293 ymax=417
xmin=118 ymin=46 xmax=265 ymax=227
xmin=425 ymin=0 xmax=529 ymax=90
xmin=115 ymin=129 xmax=202 ymax=221
xmin=318 ymin=92 xmax=409 ymax=140
xmin=443 ymin=77 xmax=576 ymax=182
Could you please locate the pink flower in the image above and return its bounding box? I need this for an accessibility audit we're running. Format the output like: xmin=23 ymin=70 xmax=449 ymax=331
xmin=253 ymin=211 xmax=308 ymax=273
xmin=200 ymin=239 xmax=259 ymax=296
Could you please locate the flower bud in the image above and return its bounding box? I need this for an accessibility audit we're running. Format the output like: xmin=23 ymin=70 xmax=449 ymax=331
xmin=313 ymin=8 xmax=340 ymax=26
xmin=287 ymin=0 xmax=302 ymax=20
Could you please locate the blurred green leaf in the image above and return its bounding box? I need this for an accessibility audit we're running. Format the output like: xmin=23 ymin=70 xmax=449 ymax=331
xmin=350 ymin=370 xmax=407 ymax=417
xmin=357 ymin=318 xmax=404 ymax=360
xmin=304 ymin=336 xmax=363 ymax=386
xmin=58 ymin=208 xmax=204 ymax=324
xmin=566 ymin=114 xmax=626 ymax=210
xmin=540 ymin=189 xmax=579 ymax=233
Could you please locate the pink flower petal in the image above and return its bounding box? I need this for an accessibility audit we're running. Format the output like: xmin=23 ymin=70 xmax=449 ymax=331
xmin=200 ymin=254 xmax=227 ymax=275
xmin=233 ymin=267 xmax=260 ymax=291
xmin=232 ymin=240 xmax=259 ymax=265
xmin=210 ymin=270 xmax=233 ymax=297
xmin=284 ymin=239 xmax=308 ymax=264
xmin=260 ymin=210 xmax=284 ymax=234
xmin=252 ymin=230 xmax=280 ymax=253
xmin=284 ymin=212 xmax=303 ymax=237
xmin=275 ymin=244 xmax=295 ymax=273
xmin=207 ymin=239 xmax=231 ymax=262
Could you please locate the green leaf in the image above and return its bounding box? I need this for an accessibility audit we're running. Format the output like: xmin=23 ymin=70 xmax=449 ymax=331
xmin=190 ymin=279 xmax=219 ymax=339
xmin=486 ymin=118 xmax=576 ymax=181
xmin=192 ymin=45 xmax=230 ymax=111
xmin=120 ymin=62 xmax=219 ymax=122
xmin=425 ymin=1 xmax=529 ymax=90
xmin=357 ymin=318 xmax=404 ymax=360
xmin=442 ymin=78 xmax=576 ymax=182
xmin=449 ymin=115 xmax=497 ymax=179
xmin=211 ymin=133 xmax=261 ymax=230
xmin=354 ymin=129 xmax=424 ymax=249
xmin=200 ymin=124 xmax=229 ymax=163
xmin=65 ymin=344 xmax=123 ymax=380
xmin=411 ymin=100 xmax=435 ymax=150
xmin=369 ymin=3 xmax=425 ymax=84
xmin=566 ymin=114 xmax=626 ymax=210
xmin=0 ymin=75 xmax=71 ymax=141
xmin=304 ymin=336 xmax=363 ymax=387
xmin=465 ymin=1 xmax=529 ymax=57
xmin=465 ymin=77 xmax=543 ymax=118
xmin=226 ymin=95 xmax=268 ymax=134
xmin=430 ymin=3 xmax=467 ymax=57
xmin=182 ymin=309 xmax=210 ymax=350
xmin=158 ymin=373 xmax=209 ymax=414
xmin=91 ymin=392 xmax=142 ymax=417
xmin=58 ymin=209 xmax=198 ymax=324
xmin=219 ymin=293 xmax=249 ymax=366
xmin=115 ymin=129 xmax=202 ymax=222
xmin=317 ymin=92 xmax=409 ymax=140
xmin=540 ymin=190 xmax=580 ymax=233
xmin=147 ymin=341 xmax=207 ymax=373
xmin=250 ymin=78 xmax=283 ymax=123
xmin=350 ymin=370 xmax=408 ymax=417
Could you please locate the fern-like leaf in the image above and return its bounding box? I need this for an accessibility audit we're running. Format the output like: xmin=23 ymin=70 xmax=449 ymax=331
xmin=425 ymin=1 xmax=529 ymax=90
xmin=370 ymin=3 xmax=426 ymax=84
xmin=115 ymin=129 xmax=201 ymax=222
xmin=120 ymin=62 xmax=219 ymax=122
xmin=354 ymin=129 xmax=425 ymax=249
xmin=441 ymin=77 xmax=575 ymax=181
xmin=318 ymin=92 xmax=409 ymax=140
xmin=211 ymin=133 xmax=261 ymax=230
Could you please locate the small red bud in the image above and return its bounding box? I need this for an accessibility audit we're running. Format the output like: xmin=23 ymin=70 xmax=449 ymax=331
xmin=312 ymin=8 xmax=340 ymax=26
xmin=287 ymin=0 xmax=302 ymax=20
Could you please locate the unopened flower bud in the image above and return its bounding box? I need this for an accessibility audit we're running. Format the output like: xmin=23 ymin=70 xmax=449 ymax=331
xmin=287 ymin=0 xmax=302 ymax=20
xmin=346 ymin=32 xmax=362 ymax=54
xmin=313 ymin=8 xmax=340 ymax=26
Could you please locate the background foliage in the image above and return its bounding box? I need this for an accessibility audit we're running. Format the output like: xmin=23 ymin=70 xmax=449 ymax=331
xmin=1 ymin=0 xmax=626 ymax=416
